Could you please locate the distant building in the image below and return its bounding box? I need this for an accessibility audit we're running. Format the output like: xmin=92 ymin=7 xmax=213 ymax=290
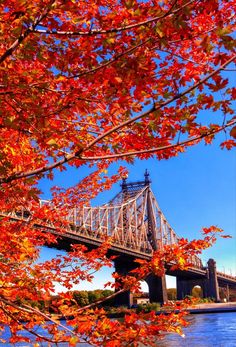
xmin=133 ymin=297 xmax=149 ymax=305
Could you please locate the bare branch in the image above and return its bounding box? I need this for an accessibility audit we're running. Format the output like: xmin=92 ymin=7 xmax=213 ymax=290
xmin=222 ymin=68 xmax=236 ymax=72
xmin=81 ymin=119 xmax=236 ymax=161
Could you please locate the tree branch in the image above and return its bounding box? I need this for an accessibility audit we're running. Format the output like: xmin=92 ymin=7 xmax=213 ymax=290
xmin=0 ymin=296 xmax=79 ymax=339
xmin=82 ymin=53 xmax=236 ymax=152
xmin=81 ymin=119 xmax=236 ymax=160
xmin=32 ymin=0 xmax=193 ymax=37
xmin=69 ymin=37 xmax=151 ymax=79
xmin=0 ymin=0 xmax=56 ymax=64
xmin=155 ymin=48 xmax=207 ymax=67
xmin=1 ymin=53 xmax=235 ymax=184
xmin=222 ymin=68 xmax=236 ymax=72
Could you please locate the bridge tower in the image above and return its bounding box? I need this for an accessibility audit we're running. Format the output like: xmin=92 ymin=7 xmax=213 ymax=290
xmin=114 ymin=171 xmax=168 ymax=306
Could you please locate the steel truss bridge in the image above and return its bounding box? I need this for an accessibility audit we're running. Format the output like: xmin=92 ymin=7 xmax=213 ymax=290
xmin=1 ymin=172 xmax=236 ymax=303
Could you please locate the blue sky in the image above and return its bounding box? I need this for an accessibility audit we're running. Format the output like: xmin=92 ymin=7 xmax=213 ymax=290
xmin=39 ymin=133 xmax=236 ymax=290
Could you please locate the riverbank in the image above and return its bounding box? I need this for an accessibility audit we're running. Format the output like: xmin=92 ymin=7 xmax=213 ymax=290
xmin=187 ymin=302 xmax=236 ymax=314
xmin=50 ymin=302 xmax=236 ymax=321
xmin=106 ymin=302 xmax=236 ymax=317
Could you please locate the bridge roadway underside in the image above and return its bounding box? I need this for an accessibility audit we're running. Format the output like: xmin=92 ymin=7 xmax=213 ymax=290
xmin=46 ymin=227 xmax=152 ymax=259
xmin=45 ymin=229 xmax=236 ymax=306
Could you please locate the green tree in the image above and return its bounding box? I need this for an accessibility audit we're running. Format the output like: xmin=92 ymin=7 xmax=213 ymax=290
xmin=73 ymin=291 xmax=89 ymax=307
xmin=167 ymin=288 xmax=177 ymax=301
xmin=192 ymin=286 xmax=203 ymax=298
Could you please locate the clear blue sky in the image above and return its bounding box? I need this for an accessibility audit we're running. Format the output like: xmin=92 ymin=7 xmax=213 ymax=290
xmin=39 ymin=133 xmax=236 ymax=290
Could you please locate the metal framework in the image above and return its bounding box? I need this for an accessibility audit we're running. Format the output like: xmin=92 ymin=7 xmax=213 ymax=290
xmin=66 ymin=185 xmax=180 ymax=253
xmin=1 ymin=178 xmax=201 ymax=267
xmin=59 ymin=176 xmax=201 ymax=267
xmin=2 ymin=175 xmax=235 ymax=279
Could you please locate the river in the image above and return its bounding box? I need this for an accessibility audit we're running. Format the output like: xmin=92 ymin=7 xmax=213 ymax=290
xmin=156 ymin=312 xmax=236 ymax=347
xmin=1 ymin=312 xmax=236 ymax=346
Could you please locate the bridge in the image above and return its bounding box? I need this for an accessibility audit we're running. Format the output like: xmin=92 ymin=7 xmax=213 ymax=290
xmin=2 ymin=172 xmax=236 ymax=306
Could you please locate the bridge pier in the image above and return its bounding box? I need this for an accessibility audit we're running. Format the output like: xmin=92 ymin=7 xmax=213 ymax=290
xmin=114 ymin=289 xmax=134 ymax=308
xmin=207 ymin=258 xmax=220 ymax=301
xmin=177 ymin=278 xmax=192 ymax=300
xmin=176 ymin=277 xmax=208 ymax=300
xmin=145 ymin=274 xmax=168 ymax=304
xmin=114 ymin=257 xmax=135 ymax=307
xmin=114 ymin=257 xmax=168 ymax=306
xmin=226 ymin=284 xmax=230 ymax=302
xmin=176 ymin=259 xmax=221 ymax=301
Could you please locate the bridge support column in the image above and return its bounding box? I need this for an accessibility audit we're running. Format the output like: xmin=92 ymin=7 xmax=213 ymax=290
xmin=176 ymin=278 xmax=192 ymax=300
xmin=226 ymin=284 xmax=230 ymax=302
xmin=202 ymin=280 xmax=209 ymax=298
xmin=114 ymin=257 xmax=135 ymax=307
xmin=145 ymin=274 xmax=167 ymax=304
xmin=114 ymin=289 xmax=134 ymax=308
xmin=177 ymin=277 xmax=210 ymax=300
xmin=207 ymin=259 xmax=220 ymax=302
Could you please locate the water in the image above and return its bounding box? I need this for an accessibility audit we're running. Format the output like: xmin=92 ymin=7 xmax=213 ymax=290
xmin=1 ymin=312 xmax=236 ymax=346
xmin=157 ymin=312 xmax=236 ymax=347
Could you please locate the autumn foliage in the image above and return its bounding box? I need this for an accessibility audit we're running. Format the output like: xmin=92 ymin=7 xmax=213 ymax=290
xmin=0 ymin=0 xmax=236 ymax=345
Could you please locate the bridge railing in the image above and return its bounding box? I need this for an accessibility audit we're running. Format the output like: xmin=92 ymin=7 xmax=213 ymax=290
xmin=216 ymin=271 xmax=236 ymax=281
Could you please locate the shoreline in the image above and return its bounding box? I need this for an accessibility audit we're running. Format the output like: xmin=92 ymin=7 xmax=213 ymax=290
xmin=187 ymin=302 xmax=236 ymax=314
xmin=106 ymin=302 xmax=236 ymax=318
xmin=49 ymin=302 xmax=236 ymax=321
